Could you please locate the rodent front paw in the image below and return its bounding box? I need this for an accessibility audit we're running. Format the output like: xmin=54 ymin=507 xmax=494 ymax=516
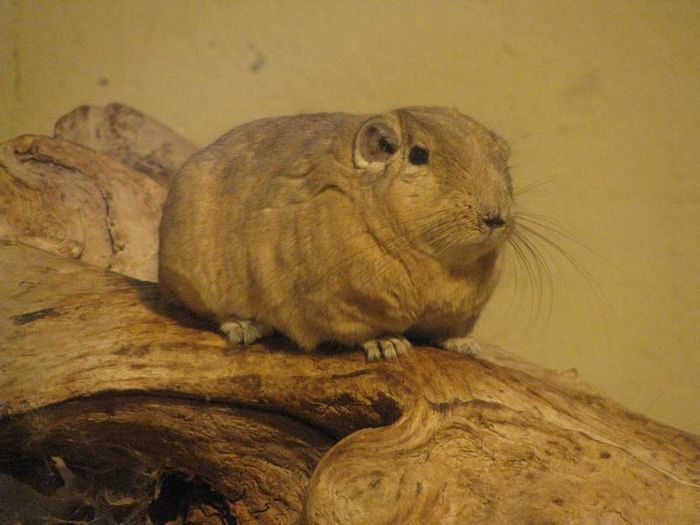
xmin=362 ymin=336 xmax=412 ymax=361
xmin=438 ymin=336 xmax=481 ymax=357
xmin=220 ymin=319 xmax=273 ymax=346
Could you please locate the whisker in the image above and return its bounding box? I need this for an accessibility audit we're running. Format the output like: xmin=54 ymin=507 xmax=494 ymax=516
xmin=501 ymin=239 xmax=522 ymax=315
xmin=505 ymin=236 xmax=529 ymax=313
xmin=508 ymin=230 xmax=545 ymax=322
xmin=514 ymin=175 xmax=570 ymax=196
xmin=517 ymin=213 xmax=618 ymax=271
xmin=513 ymin=226 xmax=554 ymax=323
xmin=516 ymin=222 xmax=592 ymax=288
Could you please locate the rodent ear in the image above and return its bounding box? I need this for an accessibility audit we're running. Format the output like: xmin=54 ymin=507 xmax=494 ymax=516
xmin=353 ymin=117 xmax=402 ymax=168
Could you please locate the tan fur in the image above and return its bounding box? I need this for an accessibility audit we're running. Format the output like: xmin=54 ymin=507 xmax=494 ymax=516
xmin=159 ymin=107 xmax=514 ymax=359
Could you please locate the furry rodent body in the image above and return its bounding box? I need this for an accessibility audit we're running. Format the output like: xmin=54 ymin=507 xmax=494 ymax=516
xmin=159 ymin=107 xmax=514 ymax=359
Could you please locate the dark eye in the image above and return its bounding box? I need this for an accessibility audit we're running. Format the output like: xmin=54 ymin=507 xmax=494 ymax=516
xmin=409 ymin=146 xmax=430 ymax=165
xmin=379 ymin=137 xmax=397 ymax=155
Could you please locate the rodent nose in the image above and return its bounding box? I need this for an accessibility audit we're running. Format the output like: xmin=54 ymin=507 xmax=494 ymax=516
xmin=483 ymin=215 xmax=506 ymax=229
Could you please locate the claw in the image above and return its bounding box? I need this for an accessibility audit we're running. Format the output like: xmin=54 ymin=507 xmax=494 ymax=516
xmin=439 ymin=336 xmax=481 ymax=357
xmin=220 ymin=319 xmax=272 ymax=345
xmin=362 ymin=336 xmax=412 ymax=361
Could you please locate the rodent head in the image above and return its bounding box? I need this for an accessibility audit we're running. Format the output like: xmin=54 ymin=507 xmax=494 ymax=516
xmin=352 ymin=106 xmax=514 ymax=268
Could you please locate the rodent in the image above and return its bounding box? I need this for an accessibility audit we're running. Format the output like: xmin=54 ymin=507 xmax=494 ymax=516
xmin=158 ymin=106 xmax=514 ymax=360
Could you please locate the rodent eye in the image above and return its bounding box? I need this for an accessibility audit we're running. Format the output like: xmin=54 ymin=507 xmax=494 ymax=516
xmin=379 ymin=137 xmax=397 ymax=155
xmin=409 ymin=146 xmax=430 ymax=165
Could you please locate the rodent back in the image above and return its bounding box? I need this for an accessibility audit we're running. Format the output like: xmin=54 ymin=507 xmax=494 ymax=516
xmin=159 ymin=112 xmax=375 ymax=321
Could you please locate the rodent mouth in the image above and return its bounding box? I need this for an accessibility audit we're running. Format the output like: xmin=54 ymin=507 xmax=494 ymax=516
xmin=481 ymin=230 xmax=509 ymax=250
xmin=475 ymin=219 xmax=513 ymax=253
xmin=430 ymin=226 xmax=510 ymax=268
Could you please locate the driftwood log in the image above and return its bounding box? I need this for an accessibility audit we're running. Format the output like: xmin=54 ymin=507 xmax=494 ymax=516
xmin=54 ymin=103 xmax=198 ymax=188
xmin=1 ymin=105 xmax=699 ymax=524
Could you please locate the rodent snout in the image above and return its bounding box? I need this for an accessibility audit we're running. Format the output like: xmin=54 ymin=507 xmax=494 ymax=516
xmin=483 ymin=214 xmax=506 ymax=229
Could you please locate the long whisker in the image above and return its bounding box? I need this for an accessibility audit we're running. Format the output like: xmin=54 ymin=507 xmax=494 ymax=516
xmin=517 ymin=213 xmax=619 ymax=272
xmin=501 ymin=237 xmax=522 ymax=315
xmin=514 ymin=175 xmax=570 ymax=196
xmin=512 ymin=226 xmax=554 ymax=323
xmin=505 ymin=233 xmax=533 ymax=314
xmin=515 ymin=222 xmax=598 ymax=295
xmin=508 ymin=230 xmax=546 ymax=322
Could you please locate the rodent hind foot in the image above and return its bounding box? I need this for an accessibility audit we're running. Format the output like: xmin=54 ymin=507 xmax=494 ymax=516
xmin=438 ymin=336 xmax=481 ymax=357
xmin=362 ymin=336 xmax=412 ymax=361
xmin=220 ymin=319 xmax=273 ymax=346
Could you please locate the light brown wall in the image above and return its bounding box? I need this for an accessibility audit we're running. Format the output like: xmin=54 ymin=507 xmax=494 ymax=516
xmin=2 ymin=0 xmax=698 ymax=433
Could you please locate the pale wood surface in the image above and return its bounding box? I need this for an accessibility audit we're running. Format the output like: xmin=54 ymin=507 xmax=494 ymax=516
xmin=2 ymin=242 xmax=699 ymax=523
xmin=54 ymin=103 xmax=198 ymax=187
xmin=0 ymin=134 xmax=165 ymax=281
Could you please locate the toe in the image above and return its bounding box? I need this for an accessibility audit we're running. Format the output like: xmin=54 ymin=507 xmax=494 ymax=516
xmin=392 ymin=337 xmax=411 ymax=357
xmin=220 ymin=322 xmax=243 ymax=344
xmin=363 ymin=340 xmax=382 ymax=361
xmin=362 ymin=336 xmax=412 ymax=360
xmin=380 ymin=339 xmax=398 ymax=360
xmin=220 ymin=320 xmax=270 ymax=346
xmin=441 ymin=337 xmax=481 ymax=357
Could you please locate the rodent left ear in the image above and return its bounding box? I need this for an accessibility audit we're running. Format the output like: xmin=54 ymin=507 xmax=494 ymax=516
xmin=353 ymin=117 xmax=402 ymax=168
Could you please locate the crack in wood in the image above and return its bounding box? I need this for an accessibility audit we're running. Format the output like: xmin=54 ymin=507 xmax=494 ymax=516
xmin=10 ymin=307 xmax=59 ymax=325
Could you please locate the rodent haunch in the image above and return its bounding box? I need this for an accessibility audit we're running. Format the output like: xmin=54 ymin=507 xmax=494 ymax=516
xmin=159 ymin=107 xmax=514 ymax=360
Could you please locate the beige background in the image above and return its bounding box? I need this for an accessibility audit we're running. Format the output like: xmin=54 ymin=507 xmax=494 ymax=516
xmin=2 ymin=1 xmax=698 ymax=433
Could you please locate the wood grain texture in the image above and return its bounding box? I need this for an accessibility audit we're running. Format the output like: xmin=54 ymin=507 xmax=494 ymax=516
xmin=1 ymin=243 xmax=699 ymax=524
xmin=54 ymin=103 xmax=198 ymax=187
xmin=0 ymin=135 xmax=165 ymax=281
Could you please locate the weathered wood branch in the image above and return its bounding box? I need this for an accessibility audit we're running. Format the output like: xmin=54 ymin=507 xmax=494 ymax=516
xmin=2 ymin=242 xmax=699 ymax=524
xmin=54 ymin=103 xmax=198 ymax=187
xmin=0 ymin=134 xmax=165 ymax=281
xmin=1 ymin=106 xmax=699 ymax=524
